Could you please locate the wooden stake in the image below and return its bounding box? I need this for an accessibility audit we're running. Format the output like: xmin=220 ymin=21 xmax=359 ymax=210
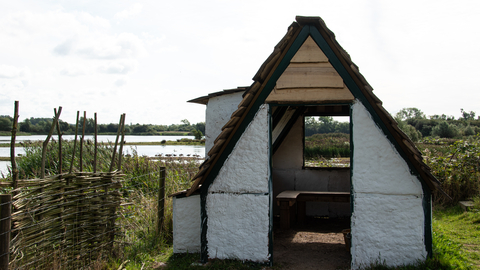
xmin=80 ymin=111 xmax=86 ymax=172
xmin=55 ymin=108 xmax=63 ymax=175
xmin=94 ymin=113 xmax=97 ymax=173
xmin=109 ymin=114 xmax=123 ymax=172
xmin=157 ymin=167 xmax=166 ymax=235
xmin=117 ymin=114 xmax=126 ymax=171
xmin=69 ymin=111 xmax=80 ymax=176
xmin=10 ymin=101 xmax=19 ymax=189
xmin=41 ymin=107 xmax=62 ymax=179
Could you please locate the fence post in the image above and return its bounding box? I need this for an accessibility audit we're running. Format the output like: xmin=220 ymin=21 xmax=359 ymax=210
xmin=0 ymin=194 xmax=12 ymax=270
xmin=157 ymin=167 xmax=166 ymax=235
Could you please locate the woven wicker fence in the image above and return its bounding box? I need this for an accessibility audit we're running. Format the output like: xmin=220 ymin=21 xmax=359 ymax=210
xmin=9 ymin=171 xmax=123 ymax=269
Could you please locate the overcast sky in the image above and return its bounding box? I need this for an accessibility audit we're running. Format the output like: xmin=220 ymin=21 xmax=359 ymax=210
xmin=1 ymin=0 xmax=479 ymax=125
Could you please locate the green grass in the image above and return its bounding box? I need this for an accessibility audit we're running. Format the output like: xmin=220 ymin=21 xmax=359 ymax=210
xmin=109 ymin=250 xmax=270 ymax=270
xmin=433 ymin=206 xmax=480 ymax=269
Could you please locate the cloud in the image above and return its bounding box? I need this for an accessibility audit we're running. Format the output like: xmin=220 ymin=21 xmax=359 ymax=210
xmin=76 ymin=12 xmax=110 ymax=29
xmin=114 ymin=78 xmax=128 ymax=87
xmin=98 ymin=60 xmax=137 ymax=74
xmin=114 ymin=4 xmax=143 ymax=21
xmin=0 ymin=64 xmax=23 ymax=79
xmin=53 ymin=38 xmax=75 ymax=55
xmin=0 ymin=64 xmax=30 ymax=86
xmin=76 ymin=33 xmax=146 ymax=59
xmin=60 ymin=66 xmax=87 ymax=76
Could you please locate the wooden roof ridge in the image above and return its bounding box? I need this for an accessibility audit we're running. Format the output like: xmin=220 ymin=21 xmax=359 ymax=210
xmin=181 ymin=16 xmax=443 ymax=198
xmin=188 ymin=87 xmax=249 ymax=105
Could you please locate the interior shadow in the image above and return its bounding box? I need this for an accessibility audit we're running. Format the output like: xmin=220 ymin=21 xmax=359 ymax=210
xmin=273 ymin=217 xmax=351 ymax=270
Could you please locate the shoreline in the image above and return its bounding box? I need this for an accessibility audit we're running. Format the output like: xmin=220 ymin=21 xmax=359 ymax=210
xmin=0 ymin=141 xmax=205 ymax=148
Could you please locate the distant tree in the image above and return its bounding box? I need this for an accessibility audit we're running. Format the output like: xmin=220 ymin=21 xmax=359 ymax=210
xmin=133 ymin=124 xmax=151 ymax=133
xmin=19 ymin=119 xmax=32 ymax=132
xmin=0 ymin=117 xmax=12 ymax=131
xmin=395 ymin=107 xmax=426 ymax=121
xmin=107 ymin=123 xmax=118 ymax=133
xmin=395 ymin=115 xmax=422 ymax=141
xmin=98 ymin=124 xmax=108 ymax=133
xmin=193 ymin=129 xmax=203 ymax=140
xmin=460 ymin=109 xmax=476 ymax=121
xmin=411 ymin=119 xmax=436 ymax=137
xmin=181 ymin=119 xmax=190 ymax=126
xmin=58 ymin=119 xmax=70 ymax=133
xmin=463 ymin=125 xmax=476 ymax=136
xmin=334 ymin=122 xmax=350 ymax=134
xmin=194 ymin=122 xmax=206 ymax=135
xmin=432 ymin=121 xmax=459 ymax=138
xmin=305 ymin=116 xmax=347 ymax=136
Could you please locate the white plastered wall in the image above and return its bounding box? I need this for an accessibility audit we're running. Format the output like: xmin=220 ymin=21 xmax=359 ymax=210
xmin=206 ymin=193 xmax=270 ymax=262
xmin=351 ymin=100 xmax=426 ymax=269
xmin=205 ymin=91 xmax=245 ymax=156
xmin=209 ymin=104 xmax=269 ymax=194
xmin=172 ymin=195 xmax=201 ymax=253
xmin=207 ymin=104 xmax=270 ymax=262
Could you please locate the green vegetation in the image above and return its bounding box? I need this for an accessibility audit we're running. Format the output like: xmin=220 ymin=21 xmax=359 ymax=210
xmin=433 ymin=206 xmax=479 ymax=269
xmin=2 ymin=139 xmax=199 ymax=269
xmin=395 ymin=107 xmax=480 ymax=141
xmin=420 ymin=135 xmax=480 ymax=205
xmin=305 ymin=116 xmax=349 ymax=136
xmin=304 ymin=133 xmax=350 ymax=159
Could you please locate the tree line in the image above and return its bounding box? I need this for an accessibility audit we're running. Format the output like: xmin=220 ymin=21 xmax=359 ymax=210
xmin=304 ymin=108 xmax=480 ymax=141
xmin=0 ymin=116 xmax=205 ymax=138
xmin=394 ymin=108 xmax=480 ymax=141
xmin=1 ymin=107 xmax=477 ymax=141
xmin=305 ymin=116 xmax=349 ymax=136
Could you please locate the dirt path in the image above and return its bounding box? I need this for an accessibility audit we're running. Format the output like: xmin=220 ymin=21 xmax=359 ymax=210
xmin=271 ymin=218 xmax=351 ymax=270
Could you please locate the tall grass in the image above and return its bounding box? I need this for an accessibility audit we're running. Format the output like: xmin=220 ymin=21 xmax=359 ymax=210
xmin=304 ymin=133 xmax=350 ymax=159
xmin=15 ymin=139 xmax=114 ymax=179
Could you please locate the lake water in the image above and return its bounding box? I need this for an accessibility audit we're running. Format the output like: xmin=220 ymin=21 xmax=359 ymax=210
xmin=0 ymin=135 xmax=205 ymax=175
xmin=0 ymin=135 xmax=195 ymax=143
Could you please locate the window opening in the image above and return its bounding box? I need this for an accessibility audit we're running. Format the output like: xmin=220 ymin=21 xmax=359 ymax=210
xmin=304 ymin=116 xmax=350 ymax=168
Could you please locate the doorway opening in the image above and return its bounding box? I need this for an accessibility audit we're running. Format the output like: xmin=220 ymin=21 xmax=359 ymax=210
xmin=271 ymin=104 xmax=352 ymax=269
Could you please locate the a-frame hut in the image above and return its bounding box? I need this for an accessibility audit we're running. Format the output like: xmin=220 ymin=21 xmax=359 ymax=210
xmin=171 ymin=16 xmax=442 ymax=269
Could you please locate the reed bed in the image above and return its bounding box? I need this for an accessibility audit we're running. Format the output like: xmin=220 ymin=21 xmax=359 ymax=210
xmin=304 ymin=133 xmax=350 ymax=159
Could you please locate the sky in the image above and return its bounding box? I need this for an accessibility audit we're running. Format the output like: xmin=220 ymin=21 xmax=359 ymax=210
xmin=1 ymin=0 xmax=479 ymax=125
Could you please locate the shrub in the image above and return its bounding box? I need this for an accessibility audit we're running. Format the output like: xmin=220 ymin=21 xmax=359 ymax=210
xmin=432 ymin=121 xmax=459 ymax=138
xmin=463 ymin=125 xmax=475 ymax=136
xmin=423 ymin=135 xmax=480 ymax=205
xmin=402 ymin=124 xmax=422 ymax=142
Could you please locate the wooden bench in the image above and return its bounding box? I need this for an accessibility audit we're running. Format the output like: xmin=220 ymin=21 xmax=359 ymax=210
xmin=276 ymin=191 xmax=350 ymax=229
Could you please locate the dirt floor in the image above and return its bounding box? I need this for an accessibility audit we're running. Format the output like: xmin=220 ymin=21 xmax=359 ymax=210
xmin=271 ymin=217 xmax=351 ymax=270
